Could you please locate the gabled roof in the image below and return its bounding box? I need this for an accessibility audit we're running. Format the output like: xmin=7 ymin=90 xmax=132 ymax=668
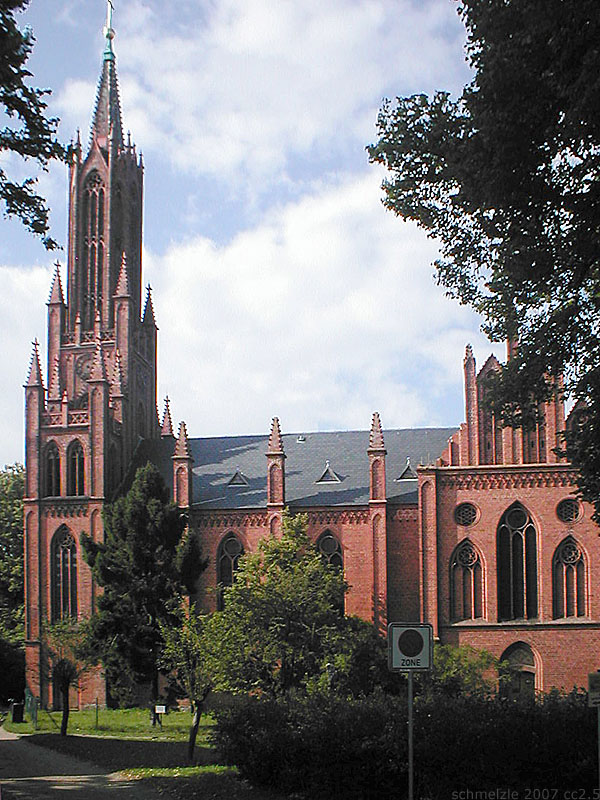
xmin=133 ymin=425 xmax=457 ymax=510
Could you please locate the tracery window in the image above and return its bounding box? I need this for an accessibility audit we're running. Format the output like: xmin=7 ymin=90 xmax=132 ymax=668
xmin=51 ymin=526 xmax=77 ymax=622
xmin=82 ymin=171 xmax=106 ymax=328
xmin=217 ymin=533 xmax=244 ymax=610
xmin=45 ymin=442 xmax=61 ymax=496
xmin=552 ymin=537 xmax=586 ymax=618
xmin=450 ymin=540 xmax=483 ymax=621
xmin=497 ymin=504 xmax=538 ymax=621
xmin=317 ymin=530 xmax=343 ymax=570
xmin=317 ymin=531 xmax=344 ymax=614
xmin=67 ymin=440 xmax=85 ymax=496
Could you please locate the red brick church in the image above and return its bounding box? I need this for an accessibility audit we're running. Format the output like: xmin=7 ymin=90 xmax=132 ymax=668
xmin=23 ymin=16 xmax=600 ymax=708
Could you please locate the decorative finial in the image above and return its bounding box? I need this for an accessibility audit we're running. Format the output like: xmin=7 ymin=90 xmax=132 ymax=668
xmin=103 ymin=0 xmax=116 ymax=60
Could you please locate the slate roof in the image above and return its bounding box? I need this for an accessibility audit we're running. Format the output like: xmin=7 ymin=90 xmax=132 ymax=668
xmin=134 ymin=426 xmax=457 ymax=510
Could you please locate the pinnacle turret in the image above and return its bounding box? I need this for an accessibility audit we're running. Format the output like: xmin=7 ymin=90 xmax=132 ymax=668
xmin=267 ymin=417 xmax=285 ymax=455
xmin=142 ymin=284 xmax=156 ymax=326
xmin=174 ymin=422 xmax=192 ymax=458
xmin=114 ymin=253 xmax=131 ymax=298
xmin=161 ymin=397 xmax=174 ymax=438
xmin=47 ymin=263 xmax=65 ymax=306
xmin=25 ymin=340 xmax=44 ymax=388
xmin=369 ymin=412 xmax=386 ymax=452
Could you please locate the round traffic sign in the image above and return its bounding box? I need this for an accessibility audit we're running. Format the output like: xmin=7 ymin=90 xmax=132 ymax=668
xmin=398 ymin=629 xmax=424 ymax=658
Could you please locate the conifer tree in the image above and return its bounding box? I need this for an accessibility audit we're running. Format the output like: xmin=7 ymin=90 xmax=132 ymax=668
xmin=82 ymin=463 xmax=206 ymax=706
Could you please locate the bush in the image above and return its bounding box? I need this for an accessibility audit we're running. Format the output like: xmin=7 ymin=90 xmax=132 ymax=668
xmin=213 ymin=689 xmax=598 ymax=799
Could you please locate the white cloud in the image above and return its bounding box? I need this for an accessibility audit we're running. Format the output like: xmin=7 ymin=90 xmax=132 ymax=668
xmin=0 ymin=266 xmax=52 ymax=465
xmin=56 ymin=0 xmax=469 ymax=192
xmin=146 ymin=169 xmax=500 ymax=440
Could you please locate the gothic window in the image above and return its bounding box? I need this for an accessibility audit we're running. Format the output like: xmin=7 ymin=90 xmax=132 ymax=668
xmin=317 ymin=531 xmax=343 ymax=570
xmin=497 ymin=504 xmax=538 ymax=621
xmin=500 ymin=642 xmax=537 ymax=700
xmin=556 ymin=498 xmax=581 ymax=524
xmin=67 ymin=440 xmax=85 ymax=496
xmin=45 ymin=442 xmax=61 ymax=496
xmin=51 ymin=526 xmax=77 ymax=622
xmin=553 ymin=537 xmax=586 ymax=619
xmin=217 ymin=534 xmax=244 ymax=610
xmin=82 ymin=171 xmax=106 ymax=327
xmin=454 ymin=502 xmax=478 ymax=527
xmin=450 ymin=540 xmax=483 ymax=621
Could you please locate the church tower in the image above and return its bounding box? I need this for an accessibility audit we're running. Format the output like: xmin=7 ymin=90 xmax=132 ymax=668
xmin=23 ymin=5 xmax=158 ymax=707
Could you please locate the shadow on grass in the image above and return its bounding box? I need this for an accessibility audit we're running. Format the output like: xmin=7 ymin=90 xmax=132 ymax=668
xmin=146 ymin=771 xmax=291 ymax=800
xmin=27 ymin=733 xmax=218 ymax=771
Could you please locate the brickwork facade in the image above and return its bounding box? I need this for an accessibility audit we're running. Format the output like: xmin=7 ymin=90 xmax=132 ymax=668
xmin=23 ymin=18 xmax=600 ymax=708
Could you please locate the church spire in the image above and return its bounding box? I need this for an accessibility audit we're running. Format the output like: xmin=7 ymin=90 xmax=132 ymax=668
xmin=90 ymin=0 xmax=123 ymax=151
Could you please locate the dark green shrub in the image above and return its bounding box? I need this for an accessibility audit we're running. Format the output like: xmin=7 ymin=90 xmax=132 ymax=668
xmin=0 ymin=637 xmax=25 ymax=703
xmin=214 ymin=689 xmax=598 ymax=799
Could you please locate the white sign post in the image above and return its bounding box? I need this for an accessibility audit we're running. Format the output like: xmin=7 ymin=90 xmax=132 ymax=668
xmin=388 ymin=623 xmax=433 ymax=800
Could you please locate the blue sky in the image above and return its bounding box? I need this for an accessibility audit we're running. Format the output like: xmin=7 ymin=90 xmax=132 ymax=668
xmin=0 ymin=0 xmax=504 ymax=465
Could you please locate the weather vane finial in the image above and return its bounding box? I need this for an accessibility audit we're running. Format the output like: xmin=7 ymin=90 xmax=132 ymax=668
xmin=103 ymin=0 xmax=116 ymax=59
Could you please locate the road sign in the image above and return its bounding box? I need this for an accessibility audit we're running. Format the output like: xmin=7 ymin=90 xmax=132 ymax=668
xmin=388 ymin=623 xmax=433 ymax=672
xmin=589 ymin=673 xmax=600 ymax=708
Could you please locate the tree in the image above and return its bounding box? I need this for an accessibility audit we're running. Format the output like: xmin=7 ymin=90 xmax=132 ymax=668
xmin=368 ymin=0 xmax=600 ymax=519
xmin=81 ymin=463 xmax=206 ymax=707
xmin=0 ymin=463 xmax=25 ymax=644
xmin=159 ymin=601 xmax=212 ymax=762
xmin=203 ymin=511 xmax=353 ymax=697
xmin=43 ymin=618 xmax=91 ymax=735
xmin=1 ymin=1 xmax=66 ymax=248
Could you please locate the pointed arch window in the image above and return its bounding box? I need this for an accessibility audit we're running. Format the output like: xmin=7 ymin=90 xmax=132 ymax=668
xmin=51 ymin=526 xmax=77 ymax=621
xmin=45 ymin=442 xmax=61 ymax=496
xmin=553 ymin=537 xmax=587 ymax=618
xmin=67 ymin=440 xmax=85 ymax=496
xmin=497 ymin=504 xmax=538 ymax=621
xmin=450 ymin=540 xmax=484 ymax=621
xmin=82 ymin=171 xmax=106 ymax=328
xmin=217 ymin=533 xmax=244 ymax=610
xmin=317 ymin=531 xmax=343 ymax=570
xmin=500 ymin=642 xmax=537 ymax=700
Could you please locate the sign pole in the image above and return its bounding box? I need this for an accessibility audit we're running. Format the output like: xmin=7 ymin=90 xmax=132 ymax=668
xmin=408 ymin=670 xmax=414 ymax=800
xmin=597 ymin=705 xmax=600 ymax=795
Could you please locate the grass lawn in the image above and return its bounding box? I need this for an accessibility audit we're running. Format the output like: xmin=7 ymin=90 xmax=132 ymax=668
xmin=2 ymin=707 xmax=289 ymax=800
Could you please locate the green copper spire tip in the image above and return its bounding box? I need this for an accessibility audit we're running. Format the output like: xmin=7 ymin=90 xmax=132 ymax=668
xmin=103 ymin=0 xmax=115 ymax=61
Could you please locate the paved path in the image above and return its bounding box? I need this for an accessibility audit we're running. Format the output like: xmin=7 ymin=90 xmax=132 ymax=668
xmin=0 ymin=725 xmax=164 ymax=799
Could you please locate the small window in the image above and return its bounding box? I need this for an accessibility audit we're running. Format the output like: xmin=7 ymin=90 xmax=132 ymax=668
xmin=556 ymin=498 xmax=581 ymax=524
xmin=316 ymin=461 xmax=341 ymax=484
xmin=45 ymin=442 xmax=61 ymax=497
xmin=454 ymin=502 xmax=478 ymax=527
xmin=228 ymin=469 xmax=249 ymax=487
xmin=67 ymin=440 xmax=85 ymax=496
xmin=217 ymin=534 xmax=244 ymax=610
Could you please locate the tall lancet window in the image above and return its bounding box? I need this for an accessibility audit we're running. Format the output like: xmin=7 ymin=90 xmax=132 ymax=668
xmin=51 ymin=526 xmax=78 ymax=621
xmin=82 ymin=171 xmax=106 ymax=328
xmin=497 ymin=504 xmax=538 ymax=621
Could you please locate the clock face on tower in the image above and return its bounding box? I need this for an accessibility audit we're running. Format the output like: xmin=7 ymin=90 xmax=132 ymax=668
xmin=75 ymin=354 xmax=93 ymax=381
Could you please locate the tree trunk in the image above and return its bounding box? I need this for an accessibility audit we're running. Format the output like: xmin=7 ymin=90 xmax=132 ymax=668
xmin=187 ymin=703 xmax=201 ymax=762
xmin=60 ymin=684 xmax=70 ymax=736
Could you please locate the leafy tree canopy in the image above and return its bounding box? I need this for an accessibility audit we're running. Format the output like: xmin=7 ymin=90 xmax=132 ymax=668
xmin=0 ymin=462 xmax=24 ymax=644
xmin=82 ymin=463 xmax=206 ymax=705
xmin=1 ymin=0 xmax=66 ymax=248
xmin=368 ymin=0 xmax=600 ymax=519
xmin=204 ymin=511 xmax=384 ymax=698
